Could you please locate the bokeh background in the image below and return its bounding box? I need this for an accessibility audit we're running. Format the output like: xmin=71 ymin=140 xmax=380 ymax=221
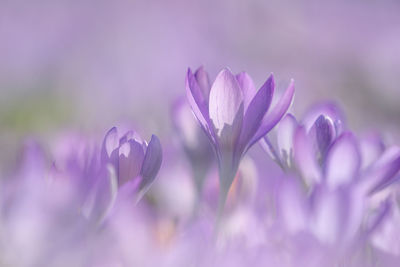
xmin=1 ymin=0 xmax=400 ymax=170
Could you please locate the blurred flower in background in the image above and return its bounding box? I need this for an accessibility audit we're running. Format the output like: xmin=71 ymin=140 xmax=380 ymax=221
xmin=1 ymin=0 xmax=400 ymax=266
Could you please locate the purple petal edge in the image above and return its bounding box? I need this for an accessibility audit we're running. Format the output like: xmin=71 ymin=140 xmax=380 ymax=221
xmin=248 ymin=79 xmax=295 ymax=149
xmin=237 ymin=74 xmax=274 ymax=155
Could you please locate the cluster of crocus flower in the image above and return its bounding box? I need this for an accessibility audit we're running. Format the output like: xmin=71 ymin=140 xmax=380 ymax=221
xmin=261 ymin=103 xmax=400 ymax=258
xmin=0 ymin=127 xmax=163 ymax=265
xmin=1 ymin=67 xmax=400 ymax=267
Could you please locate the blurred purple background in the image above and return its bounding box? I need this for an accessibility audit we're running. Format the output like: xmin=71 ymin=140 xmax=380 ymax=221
xmin=1 ymin=0 xmax=400 ymax=168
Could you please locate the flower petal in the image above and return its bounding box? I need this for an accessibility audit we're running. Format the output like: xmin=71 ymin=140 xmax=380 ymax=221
xmin=367 ymin=146 xmax=400 ymax=195
xmin=277 ymin=113 xmax=298 ymax=167
xmin=370 ymin=200 xmax=400 ymax=255
xmin=119 ymin=130 xmax=134 ymax=145
xmin=209 ymin=68 xmax=244 ymax=135
xmin=194 ymin=66 xmax=211 ymax=102
xmin=324 ymin=132 xmax=361 ymax=189
xmin=218 ymin=104 xmax=244 ymax=153
xmin=118 ymin=139 xmax=145 ymax=186
xmin=310 ymin=186 xmax=363 ymax=244
xmin=260 ymin=136 xmax=284 ymax=168
xmin=237 ymin=74 xmax=274 ymax=153
xmin=98 ymin=164 xmax=119 ymax=224
xmin=278 ymin=177 xmax=308 ymax=234
xmin=186 ymin=68 xmax=213 ymax=137
xmin=309 ymin=115 xmax=335 ymax=159
xmin=365 ymin=199 xmax=391 ymax=236
xmin=139 ymin=135 xmax=163 ymax=192
xmin=235 ymin=71 xmax=257 ymax=112
xmin=172 ymin=97 xmax=201 ymax=150
xmin=294 ymin=126 xmax=321 ymax=186
xmin=101 ymin=127 xmax=119 ymax=161
xmin=302 ymin=101 xmax=345 ymax=134
xmin=84 ymin=165 xmax=118 ymax=224
xmin=310 ymin=186 xmax=342 ymax=244
xmin=248 ymin=79 xmax=295 ymax=148
xmin=359 ymin=132 xmax=385 ymax=170
xmin=101 ymin=127 xmax=120 ymax=175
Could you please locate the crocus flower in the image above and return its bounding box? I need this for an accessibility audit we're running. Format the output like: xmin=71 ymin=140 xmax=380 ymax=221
xmin=101 ymin=126 xmax=163 ymax=202
xmin=261 ymin=101 xmax=345 ymax=179
xmin=265 ymin=102 xmax=400 ymax=254
xmin=186 ymin=66 xmax=295 ymax=215
xmin=45 ymin=127 xmax=163 ymax=226
xmin=262 ymin=102 xmax=400 ymax=191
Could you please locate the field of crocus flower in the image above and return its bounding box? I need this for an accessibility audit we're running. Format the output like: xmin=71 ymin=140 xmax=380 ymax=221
xmin=1 ymin=1 xmax=400 ymax=266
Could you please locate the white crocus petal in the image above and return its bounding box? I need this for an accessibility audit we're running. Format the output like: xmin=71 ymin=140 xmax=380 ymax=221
xmin=277 ymin=114 xmax=298 ymax=167
xmin=209 ymin=68 xmax=244 ymax=136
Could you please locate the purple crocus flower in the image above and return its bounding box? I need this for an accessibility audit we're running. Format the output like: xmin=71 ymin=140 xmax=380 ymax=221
xmin=186 ymin=66 xmax=295 ymax=215
xmin=261 ymin=101 xmax=345 ymax=179
xmin=263 ymin=102 xmax=400 ymax=192
xmin=101 ymin=127 xmax=163 ymax=202
xmin=47 ymin=127 xmax=162 ymax=225
xmin=265 ymin=102 xmax=400 ymax=253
